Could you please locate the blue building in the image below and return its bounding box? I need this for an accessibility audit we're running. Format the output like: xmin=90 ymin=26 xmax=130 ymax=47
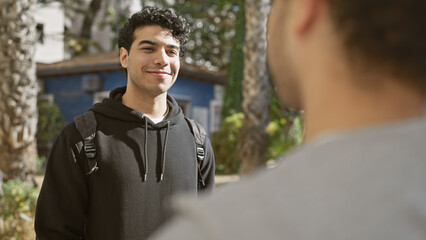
xmin=37 ymin=51 xmax=225 ymax=134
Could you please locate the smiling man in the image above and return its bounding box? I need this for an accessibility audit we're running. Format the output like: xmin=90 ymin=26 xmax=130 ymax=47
xmin=35 ymin=7 xmax=215 ymax=240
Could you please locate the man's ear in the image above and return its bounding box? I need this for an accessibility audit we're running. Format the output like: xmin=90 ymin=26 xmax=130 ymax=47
xmin=120 ymin=47 xmax=129 ymax=68
xmin=297 ymin=0 xmax=323 ymax=35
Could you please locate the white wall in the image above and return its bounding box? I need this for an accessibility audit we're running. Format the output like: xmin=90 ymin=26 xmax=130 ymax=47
xmin=34 ymin=2 xmax=65 ymax=63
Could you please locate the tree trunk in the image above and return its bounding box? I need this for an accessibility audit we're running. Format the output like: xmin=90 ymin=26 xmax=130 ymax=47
xmin=79 ymin=0 xmax=102 ymax=53
xmin=0 ymin=0 xmax=38 ymax=181
xmin=238 ymin=0 xmax=271 ymax=174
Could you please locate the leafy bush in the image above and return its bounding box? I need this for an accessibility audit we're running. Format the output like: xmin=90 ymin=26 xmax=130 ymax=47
xmin=35 ymin=154 xmax=47 ymax=175
xmin=265 ymin=113 xmax=304 ymax=161
xmin=265 ymin=93 xmax=304 ymax=161
xmin=212 ymin=109 xmax=304 ymax=174
xmin=211 ymin=113 xmax=244 ymax=174
xmin=37 ymin=101 xmax=66 ymax=144
xmin=0 ymin=180 xmax=39 ymax=239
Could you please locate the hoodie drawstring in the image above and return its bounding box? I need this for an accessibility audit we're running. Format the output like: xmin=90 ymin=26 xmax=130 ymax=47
xmin=143 ymin=117 xmax=148 ymax=182
xmin=142 ymin=118 xmax=170 ymax=182
xmin=159 ymin=121 xmax=170 ymax=181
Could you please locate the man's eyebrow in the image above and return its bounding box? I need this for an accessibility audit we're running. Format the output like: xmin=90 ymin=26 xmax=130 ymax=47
xmin=138 ymin=40 xmax=157 ymax=46
xmin=138 ymin=40 xmax=180 ymax=50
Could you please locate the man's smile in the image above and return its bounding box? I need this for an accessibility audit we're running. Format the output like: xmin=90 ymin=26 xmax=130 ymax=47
xmin=147 ymin=70 xmax=172 ymax=75
xmin=146 ymin=70 xmax=173 ymax=80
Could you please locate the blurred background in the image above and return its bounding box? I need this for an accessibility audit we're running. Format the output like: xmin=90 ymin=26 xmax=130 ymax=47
xmin=0 ymin=0 xmax=303 ymax=238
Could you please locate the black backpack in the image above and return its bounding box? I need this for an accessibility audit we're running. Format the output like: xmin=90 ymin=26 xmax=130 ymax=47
xmin=74 ymin=111 xmax=207 ymax=188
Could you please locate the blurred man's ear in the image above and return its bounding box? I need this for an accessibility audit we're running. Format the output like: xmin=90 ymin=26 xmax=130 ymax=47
xmin=120 ymin=47 xmax=129 ymax=69
xmin=296 ymin=0 xmax=324 ymax=35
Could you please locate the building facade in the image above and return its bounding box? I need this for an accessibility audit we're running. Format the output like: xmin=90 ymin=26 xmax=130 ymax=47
xmin=37 ymin=51 xmax=225 ymax=135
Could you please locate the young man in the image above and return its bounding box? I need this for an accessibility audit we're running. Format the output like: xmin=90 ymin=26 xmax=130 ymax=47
xmin=151 ymin=0 xmax=426 ymax=239
xmin=35 ymin=7 xmax=215 ymax=239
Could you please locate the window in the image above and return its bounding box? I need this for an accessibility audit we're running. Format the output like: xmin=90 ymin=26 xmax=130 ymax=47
xmin=36 ymin=23 xmax=44 ymax=44
xmin=172 ymin=94 xmax=191 ymax=117
xmin=93 ymin=91 xmax=110 ymax=104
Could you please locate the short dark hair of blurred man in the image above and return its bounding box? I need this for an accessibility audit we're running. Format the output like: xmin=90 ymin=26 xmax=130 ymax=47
xmin=150 ymin=0 xmax=426 ymax=239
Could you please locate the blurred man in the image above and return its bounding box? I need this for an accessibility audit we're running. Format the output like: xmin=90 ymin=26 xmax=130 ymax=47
xmin=151 ymin=0 xmax=426 ymax=239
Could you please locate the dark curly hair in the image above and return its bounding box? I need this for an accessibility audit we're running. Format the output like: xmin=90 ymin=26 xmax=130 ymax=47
xmin=118 ymin=6 xmax=190 ymax=57
xmin=328 ymin=0 xmax=426 ymax=90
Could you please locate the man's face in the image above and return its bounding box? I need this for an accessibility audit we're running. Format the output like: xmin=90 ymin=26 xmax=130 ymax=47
xmin=267 ymin=0 xmax=302 ymax=109
xmin=120 ymin=25 xmax=180 ymax=97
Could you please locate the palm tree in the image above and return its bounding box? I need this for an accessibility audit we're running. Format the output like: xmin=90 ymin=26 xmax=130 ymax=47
xmin=0 ymin=0 xmax=38 ymax=181
xmin=238 ymin=0 xmax=271 ymax=174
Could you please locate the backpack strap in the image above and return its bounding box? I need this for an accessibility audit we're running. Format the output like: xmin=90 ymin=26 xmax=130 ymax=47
xmin=184 ymin=117 xmax=207 ymax=189
xmin=74 ymin=111 xmax=99 ymax=175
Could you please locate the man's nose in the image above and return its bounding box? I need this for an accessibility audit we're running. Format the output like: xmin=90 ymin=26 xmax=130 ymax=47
xmin=153 ymin=49 xmax=169 ymax=66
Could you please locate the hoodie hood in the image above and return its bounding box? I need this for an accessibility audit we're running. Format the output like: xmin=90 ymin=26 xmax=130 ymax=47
xmin=90 ymin=86 xmax=185 ymax=128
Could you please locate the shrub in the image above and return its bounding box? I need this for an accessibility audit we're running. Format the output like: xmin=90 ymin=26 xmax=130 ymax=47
xmin=211 ymin=113 xmax=244 ymax=174
xmin=0 ymin=180 xmax=39 ymax=239
xmin=35 ymin=154 xmax=47 ymax=175
xmin=36 ymin=101 xmax=65 ymax=144
xmin=36 ymin=101 xmax=65 ymax=173
xmin=265 ymin=94 xmax=304 ymax=161
xmin=211 ymin=109 xmax=304 ymax=174
xmin=265 ymin=113 xmax=304 ymax=161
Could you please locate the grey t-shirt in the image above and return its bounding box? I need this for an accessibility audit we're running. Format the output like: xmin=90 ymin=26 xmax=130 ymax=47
xmin=151 ymin=117 xmax=426 ymax=240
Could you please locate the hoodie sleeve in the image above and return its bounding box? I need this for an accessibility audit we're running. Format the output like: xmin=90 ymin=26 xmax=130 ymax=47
xmin=199 ymin=137 xmax=215 ymax=192
xmin=35 ymin=125 xmax=88 ymax=240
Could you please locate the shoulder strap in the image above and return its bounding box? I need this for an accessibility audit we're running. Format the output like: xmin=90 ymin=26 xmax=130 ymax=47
xmin=74 ymin=111 xmax=99 ymax=175
xmin=184 ymin=117 xmax=207 ymax=188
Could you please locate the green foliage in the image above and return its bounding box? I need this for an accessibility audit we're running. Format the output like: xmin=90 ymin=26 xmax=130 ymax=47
xmin=64 ymin=32 xmax=105 ymax=56
xmin=0 ymin=180 xmax=39 ymax=239
xmin=211 ymin=113 xmax=244 ymax=174
xmin=212 ymin=100 xmax=304 ymax=174
xmin=221 ymin=0 xmax=245 ymax=119
xmin=36 ymin=154 xmax=47 ymax=175
xmin=266 ymin=90 xmax=304 ymax=160
xmin=265 ymin=111 xmax=304 ymax=160
xmin=36 ymin=101 xmax=65 ymax=144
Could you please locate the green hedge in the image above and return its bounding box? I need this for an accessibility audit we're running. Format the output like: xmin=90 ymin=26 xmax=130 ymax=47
xmin=36 ymin=101 xmax=65 ymax=144
xmin=212 ymin=111 xmax=304 ymax=175
xmin=0 ymin=180 xmax=39 ymax=239
xmin=212 ymin=113 xmax=244 ymax=174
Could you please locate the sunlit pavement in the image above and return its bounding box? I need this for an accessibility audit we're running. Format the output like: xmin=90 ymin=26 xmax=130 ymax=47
xmin=215 ymin=175 xmax=240 ymax=187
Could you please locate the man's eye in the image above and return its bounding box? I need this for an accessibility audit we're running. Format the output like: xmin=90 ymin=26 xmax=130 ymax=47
xmin=142 ymin=47 xmax=154 ymax=51
xmin=168 ymin=50 xmax=178 ymax=55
